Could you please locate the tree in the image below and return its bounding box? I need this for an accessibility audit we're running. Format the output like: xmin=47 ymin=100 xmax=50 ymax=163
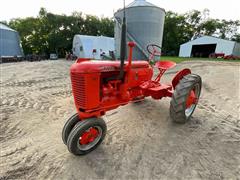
xmin=162 ymin=11 xmax=193 ymax=55
xmin=199 ymin=19 xmax=219 ymax=36
xmin=218 ymin=20 xmax=240 ymax=39
xmin=231 ymin=34 xmax=240 ymax=42
xmin=5 ymin=8 xmax=239 ymax=57
xmin=7 ymin=8 xmax=114 ymax=57
xmin=162 ymin=9 xmax=240 ymax=55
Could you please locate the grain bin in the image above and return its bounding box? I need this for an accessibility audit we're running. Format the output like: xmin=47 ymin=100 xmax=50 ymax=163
xmin=0 ymin=23 xmax=24 ymax=58
xmin=114 ymin=0 xmax=165 ymax=60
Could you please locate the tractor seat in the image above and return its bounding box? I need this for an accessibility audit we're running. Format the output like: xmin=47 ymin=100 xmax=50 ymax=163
xmin=155 ymin=61 xmax=176 ymax=70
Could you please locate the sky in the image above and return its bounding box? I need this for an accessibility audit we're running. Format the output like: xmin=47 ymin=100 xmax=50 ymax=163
xmin=0 ymin=0 xmax=239 ymax=22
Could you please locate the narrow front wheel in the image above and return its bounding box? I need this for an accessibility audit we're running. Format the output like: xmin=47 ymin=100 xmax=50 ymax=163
xmin=62 ymin=113 xmax=80 ymax=145
xmin=67 ymin=118 xmax=107 ymax=155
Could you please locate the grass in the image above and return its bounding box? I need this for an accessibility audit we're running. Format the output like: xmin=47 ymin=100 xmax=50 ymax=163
xmin=160 ymin=56 xmax=240 ymax=63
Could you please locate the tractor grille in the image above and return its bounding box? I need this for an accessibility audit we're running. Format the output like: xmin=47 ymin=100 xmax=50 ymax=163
xmin=71 ymin=73 xmax=86 ymax=108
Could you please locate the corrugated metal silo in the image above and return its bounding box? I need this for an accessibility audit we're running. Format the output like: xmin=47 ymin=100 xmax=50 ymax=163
xmin=0 ymin=23 xmax=24 ymax=57
xmin=114 ymin=0 xmax=165 ymax=60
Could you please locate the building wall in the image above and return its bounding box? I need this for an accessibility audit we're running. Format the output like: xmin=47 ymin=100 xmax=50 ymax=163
xmin=179 ymin=36 xmax=235 ymax=57
xmin=0 ymin=29 xmax=24 ymax=57
xmin=72 ymin=35 xmax=114 ymax=59
xmin=233 ymin=42 xmax=240 ymax=56
xmin=179 ymin=43 xmax=192 ymax=57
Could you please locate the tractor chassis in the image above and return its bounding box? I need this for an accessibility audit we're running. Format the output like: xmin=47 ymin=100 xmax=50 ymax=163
xmin=62 ymin=42 xmax=201 ymax=156
xmin=77 ymin=67 xmax=191 ymax=120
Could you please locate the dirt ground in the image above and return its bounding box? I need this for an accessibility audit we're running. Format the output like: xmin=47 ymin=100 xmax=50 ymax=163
xmin=0 ymin=60 xmax=240 ymax=180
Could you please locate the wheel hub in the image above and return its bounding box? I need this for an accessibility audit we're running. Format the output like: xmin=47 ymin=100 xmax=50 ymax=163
xmin=80 ymin=127 xmax=99 ymax=145
xmin=186 ymin=90 xmax=197 ymax=108
xmin=185 ymin=84 xmax=200 ymax=118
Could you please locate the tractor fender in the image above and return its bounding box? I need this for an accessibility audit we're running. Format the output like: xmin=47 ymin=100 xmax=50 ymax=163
xmin=172 ymin=68 xmax=191 ymax=89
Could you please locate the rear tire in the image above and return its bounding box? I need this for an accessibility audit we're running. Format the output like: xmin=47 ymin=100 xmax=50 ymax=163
xmin=170 ymin=74 xmax=202 ymax=123
xmin=62 ymin=113 xmax=80 ymax=145
xmin=67 ymin=118 xmax=107 ymax=155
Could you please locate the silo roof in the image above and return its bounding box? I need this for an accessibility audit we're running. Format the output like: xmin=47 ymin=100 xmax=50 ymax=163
xmin=0 ymin=23 xmax=16 ymax=32
xmin=127 ymin=0 xmax=156 ymax=7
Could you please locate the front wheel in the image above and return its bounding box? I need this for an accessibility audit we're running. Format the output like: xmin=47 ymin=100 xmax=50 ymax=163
xmin=67 ymin=118 xmax=107 ymax=155
xmin=62 ymin=113 xmax=80 ymax=145
xmin=170 ymin=74 xmax=202 ymax=123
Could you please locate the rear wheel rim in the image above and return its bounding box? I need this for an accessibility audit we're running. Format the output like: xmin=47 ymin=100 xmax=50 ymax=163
xmin=185 ymin=84 xmax=200 ymax=118
xmin=77 ymin=126 xmax=102 ymax=151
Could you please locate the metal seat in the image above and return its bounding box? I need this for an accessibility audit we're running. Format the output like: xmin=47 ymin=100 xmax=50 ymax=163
xmin=155 ymin=61 xmax=176 ymax=70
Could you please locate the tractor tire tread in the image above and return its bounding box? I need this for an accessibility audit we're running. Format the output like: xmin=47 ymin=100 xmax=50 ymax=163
xmin=67 ymin=118 xmax=107 ymax=155
xmin=170 ymin=74 xmax=202 ymax=123
xmin=62 ymin=113 xmax=80 ymax=145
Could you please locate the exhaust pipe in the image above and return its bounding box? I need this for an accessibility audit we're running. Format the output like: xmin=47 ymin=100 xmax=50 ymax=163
xmin=119 ymin=0 xmax=127 ymax=81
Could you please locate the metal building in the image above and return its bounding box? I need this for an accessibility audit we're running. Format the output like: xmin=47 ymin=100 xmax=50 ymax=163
xmin=179 ymin=36 xmax=240 ymax=57
xmin=0 ymin=23 xmax=24 ymax=58
xmin=114 ymin=0 xmax=165 ymax=60
xmin=72 ymin=35 xmax=114 ymax=59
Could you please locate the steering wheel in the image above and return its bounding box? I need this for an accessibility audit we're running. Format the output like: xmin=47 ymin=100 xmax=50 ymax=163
xmin=147 ymin=44 xmax=162 ymax=59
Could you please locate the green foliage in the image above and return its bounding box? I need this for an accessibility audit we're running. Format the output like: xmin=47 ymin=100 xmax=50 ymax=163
xmin=5 ymin=8 xmax=239 ymax=57
xmin=163 ymin=9 xmax=240 ymax=56
xmin=7 ymin=8 xmax=114 ymax=57
xmin=162 ymin=11 xmax=193 ymax=56
xmin=161 ymin=56 xmax=240 ymax=63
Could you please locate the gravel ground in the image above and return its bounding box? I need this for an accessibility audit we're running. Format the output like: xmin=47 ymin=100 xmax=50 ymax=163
xmin=0 ymin=60 xmax=240 ymax=179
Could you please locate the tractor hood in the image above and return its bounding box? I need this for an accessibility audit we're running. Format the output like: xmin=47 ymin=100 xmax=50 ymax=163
xmin=70 ymin=59 xmax=150 ymax=74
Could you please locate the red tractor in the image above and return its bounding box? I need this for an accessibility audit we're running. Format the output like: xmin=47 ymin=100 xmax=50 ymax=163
xmin=62 ymin=7 xmax=202 ymax=156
